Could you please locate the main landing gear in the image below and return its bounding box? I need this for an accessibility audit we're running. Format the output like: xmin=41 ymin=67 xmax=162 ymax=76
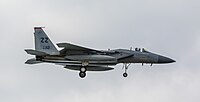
xmin=122 ymin=63 xmax=131 ymax=77
xmin=79 ymin=67 xmax=87 ymax=78
xmin=79 ymin=61 xmax=88 ymax=78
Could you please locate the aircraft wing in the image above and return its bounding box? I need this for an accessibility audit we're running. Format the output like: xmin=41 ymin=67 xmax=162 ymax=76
xmin=57 ymin=43 xmax=101 ymax=52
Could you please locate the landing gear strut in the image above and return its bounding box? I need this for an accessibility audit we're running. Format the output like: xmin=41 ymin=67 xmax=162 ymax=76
xmin=122 ymin=63 xmax=131 ymax=77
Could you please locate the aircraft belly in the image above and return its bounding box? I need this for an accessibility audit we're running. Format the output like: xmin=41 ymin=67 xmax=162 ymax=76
xmin=65 ymin=55 xmax=116 ymax=61
xmin=42 ymin=59 xmax=117 ymax=65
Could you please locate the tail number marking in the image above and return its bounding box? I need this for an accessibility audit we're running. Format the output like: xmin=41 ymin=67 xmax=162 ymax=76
xmin=41 ymin=37 xmax=49 ymax=43
xmin=43 ymin=46 xmax=50 ymax=49
xmin=41 ymin=37 xmax=50 ymax=49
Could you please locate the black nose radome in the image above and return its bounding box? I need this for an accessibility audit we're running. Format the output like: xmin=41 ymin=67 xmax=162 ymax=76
xmin=158 ymin=55 xmax=176 ymax=63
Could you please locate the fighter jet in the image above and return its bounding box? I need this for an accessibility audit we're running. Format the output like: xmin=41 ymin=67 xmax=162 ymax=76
xmin=25 ymin=27 xmax=175 ymax=78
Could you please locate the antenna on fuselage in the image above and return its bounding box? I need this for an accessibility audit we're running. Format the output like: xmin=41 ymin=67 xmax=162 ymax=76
xmin=130 ymin=47 xmax=133 ymax=51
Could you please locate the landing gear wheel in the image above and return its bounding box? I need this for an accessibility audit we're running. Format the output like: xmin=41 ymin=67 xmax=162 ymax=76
xmin=123 ymin=73 xmax=128 ymax=77
xmin=80 ymin=67 xmax=86 ymax=72
xmin=79 ymin=72 xmax=86 ymax=78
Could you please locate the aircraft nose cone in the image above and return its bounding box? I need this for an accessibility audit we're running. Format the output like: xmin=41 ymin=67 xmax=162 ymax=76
xmin=158 ymin=55 xmax=176 ymax=63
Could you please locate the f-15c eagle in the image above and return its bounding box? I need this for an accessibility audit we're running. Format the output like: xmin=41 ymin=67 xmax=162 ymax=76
xmin=25 ymin=27 xmax=175 ymax=78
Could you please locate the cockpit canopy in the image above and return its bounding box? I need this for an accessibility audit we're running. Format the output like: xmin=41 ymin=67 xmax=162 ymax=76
xmin=135 ymin=48 xmax=149 ymax=53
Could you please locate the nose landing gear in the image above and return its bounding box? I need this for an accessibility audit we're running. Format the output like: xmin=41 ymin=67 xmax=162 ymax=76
xmin=122 ymin=63 xmax=131 ymax=78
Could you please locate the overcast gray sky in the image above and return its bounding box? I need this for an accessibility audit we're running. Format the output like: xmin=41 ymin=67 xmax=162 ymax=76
xmin=0 ymin=0 xmax=200 ymax=102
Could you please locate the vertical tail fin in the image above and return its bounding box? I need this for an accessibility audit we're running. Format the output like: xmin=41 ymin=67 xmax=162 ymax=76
xmin=34 ymin=27 xmax=59 ymax=55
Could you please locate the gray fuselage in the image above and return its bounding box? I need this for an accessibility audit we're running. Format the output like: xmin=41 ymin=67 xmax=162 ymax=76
xmin=40 ymin=48 xmax=175 ymax=66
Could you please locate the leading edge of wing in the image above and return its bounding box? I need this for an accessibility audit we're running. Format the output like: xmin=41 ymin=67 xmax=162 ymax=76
xmin=57 ymin=43 xmax=101 ymax=52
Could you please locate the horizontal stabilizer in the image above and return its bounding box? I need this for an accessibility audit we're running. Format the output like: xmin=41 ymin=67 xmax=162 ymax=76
xmin=25 ymin=58 xmax=43 ymax=64
xmin=64 ymin=65 xmax=114 ymax=71
xmin=25 ymin=49 xmax=48 ymax=56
